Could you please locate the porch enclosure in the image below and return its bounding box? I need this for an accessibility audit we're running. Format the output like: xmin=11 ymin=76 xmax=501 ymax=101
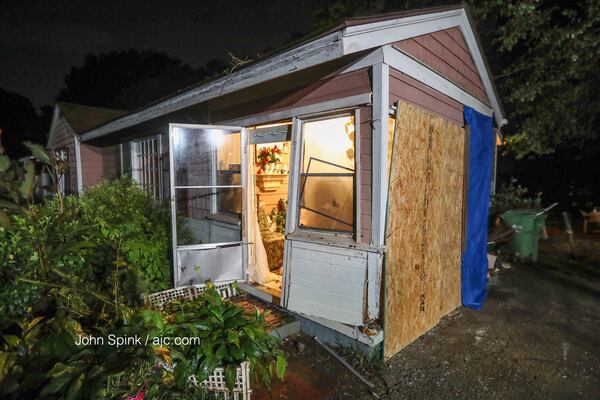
xmin=169 ymin=124 xmax=246 ymax=287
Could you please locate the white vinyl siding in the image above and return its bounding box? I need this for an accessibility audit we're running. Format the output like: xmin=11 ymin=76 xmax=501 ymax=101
xmin=286 ymin=240 xmax=367 ymax=325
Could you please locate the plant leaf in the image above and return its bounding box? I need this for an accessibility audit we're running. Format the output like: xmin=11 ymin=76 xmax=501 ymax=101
xmin=0 ymin=210 xmax=10 ymax=228
xmin=24 ymin=141 xmax=51 ymax=165
xmin=18 ymin=160 xmax=35 ymax=199
xmin=0 ymin=155 xmax=9 ymax=172
xmin=276 ymin=354 xmax=287 ymax=380
xmin=224 ymin=364 xmax=237 ymax=391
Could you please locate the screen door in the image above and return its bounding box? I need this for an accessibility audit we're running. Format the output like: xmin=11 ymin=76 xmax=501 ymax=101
xmin=169 ymin=124 xmax=246 ymax=287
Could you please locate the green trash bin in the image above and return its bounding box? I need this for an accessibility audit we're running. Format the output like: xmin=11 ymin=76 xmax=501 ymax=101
xmin=500 ymin=210 xmax=547 ymax=262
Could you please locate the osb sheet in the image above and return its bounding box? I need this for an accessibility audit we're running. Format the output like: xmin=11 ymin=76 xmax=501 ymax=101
xmin=384 ymin=102 xmax=465 ymax=360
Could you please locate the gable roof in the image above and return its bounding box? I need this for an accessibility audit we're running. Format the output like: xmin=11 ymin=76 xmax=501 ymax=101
xmin=47 ymin=102 xmax=126 ymax=147
xmin=56 ymin=102 xmax=126 ymax=134
xmin=80 ymin=5 xmax=504 ymax=142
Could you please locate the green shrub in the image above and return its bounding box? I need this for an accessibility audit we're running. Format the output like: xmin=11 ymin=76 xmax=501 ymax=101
xmin=155 ymin=284 xmax=286 ymax=393
xmin=490 ymin=178 xmax=542 ymax=216
xmin=80 ymin=177 xmax=172 ymax=293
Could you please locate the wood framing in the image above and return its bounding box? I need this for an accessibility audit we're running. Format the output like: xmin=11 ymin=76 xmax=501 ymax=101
xmin=384 ymin=102 xmax=465 ymax=360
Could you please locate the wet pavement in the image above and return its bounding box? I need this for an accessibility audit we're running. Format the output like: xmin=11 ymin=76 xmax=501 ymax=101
xmin=252 ymin=235 xmax=600 ymax=399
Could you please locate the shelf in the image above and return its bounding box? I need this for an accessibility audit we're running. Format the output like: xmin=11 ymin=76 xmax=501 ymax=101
xmin=256 ymin=174 xmax=286 ymax=191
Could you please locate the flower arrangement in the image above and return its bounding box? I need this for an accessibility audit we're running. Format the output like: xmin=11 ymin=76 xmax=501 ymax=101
xmin=257 ymin=145 xmax=282 ymax=172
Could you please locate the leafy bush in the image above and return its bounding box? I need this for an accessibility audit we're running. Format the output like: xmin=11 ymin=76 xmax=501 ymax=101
xmin=1 ymin=146 xmax=287 ymax=399
xmin=490 ymin=178 xmax=542 ymax=216
xmin=80 ymin=177 xmax=173 ymax=293
xmin=157 ymin=284 xmax=286 ymax=393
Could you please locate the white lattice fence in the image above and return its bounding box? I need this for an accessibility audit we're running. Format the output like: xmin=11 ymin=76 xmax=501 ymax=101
xmin=145 ymin=282 xmax=252 ymax=400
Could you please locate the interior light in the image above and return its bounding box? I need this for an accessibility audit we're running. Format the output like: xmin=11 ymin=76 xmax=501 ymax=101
xmin=251 ymin=121 xmax=292 ymax=130
xmin=210 ymin=130 xmax=225 ymax=147
xmin=172 ymin=127 xmax=181 ymax=146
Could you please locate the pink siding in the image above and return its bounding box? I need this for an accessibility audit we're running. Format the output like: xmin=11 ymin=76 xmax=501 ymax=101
xmin=48 ymin=116 xmax=77 ymax=193
xmin=359 ymin=106 xmax=372 ymax=244
xmin=389 ymin=67 xmax=463 ymax=126
xmin=393 ymin=27 xmax=490 ymax=105
xmin=81 ymin=144 xmax=120 ymax=188
xmin=212 ymin=68 xmax=372 ymax=122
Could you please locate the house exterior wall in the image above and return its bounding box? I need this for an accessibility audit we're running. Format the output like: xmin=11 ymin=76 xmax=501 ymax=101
xmin=212 ymin=68 xmax=372 ymax=123
xmin=80 ymin=143 xmax=120 ymax=188
xmin=47 ymin=115 xmax=77 ymax=193
xmin=359 ymin=106 xmax=372 ymax=244
xmin=209 ymin=68 xmax=374 ymax=244
xmin=393 ymin=27 xmax=490 ymax=106
xmin=389 ymin=67 xmax=463 ymax=125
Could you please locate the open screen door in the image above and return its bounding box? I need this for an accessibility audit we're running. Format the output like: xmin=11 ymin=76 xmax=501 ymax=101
xmin=169 ymin=124 xmax=247 ymax=287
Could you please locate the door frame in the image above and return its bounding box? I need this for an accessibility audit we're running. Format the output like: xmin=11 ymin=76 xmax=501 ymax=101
xmin=168 ymin=123 xmax=248 ymax=287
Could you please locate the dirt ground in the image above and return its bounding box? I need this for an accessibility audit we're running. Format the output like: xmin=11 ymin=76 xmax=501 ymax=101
xmin=254 ymin=233 xmax=600 ymax=399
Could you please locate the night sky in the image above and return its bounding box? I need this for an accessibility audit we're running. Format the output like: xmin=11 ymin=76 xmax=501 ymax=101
xmin=1 ymin=0 xmax=332 ymax=110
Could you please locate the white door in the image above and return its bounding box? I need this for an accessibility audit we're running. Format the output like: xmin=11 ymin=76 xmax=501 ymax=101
xmin=169 ymin=124 xmax=247 ymax=287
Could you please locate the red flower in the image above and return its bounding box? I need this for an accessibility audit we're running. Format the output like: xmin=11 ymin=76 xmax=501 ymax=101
xmin=276 ymin=149 xmax=281 ymax=154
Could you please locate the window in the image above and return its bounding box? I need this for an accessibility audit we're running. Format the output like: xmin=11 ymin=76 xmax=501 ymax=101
xmin=57 ymin=147 xmax=70 ymax=195
xmin=298 ymin=114 xmax=356 ymax=233
xmin=172 ymin=127 xmax=242 ymax=245
xmin=131 ymin=136 xmax=162 ymax=198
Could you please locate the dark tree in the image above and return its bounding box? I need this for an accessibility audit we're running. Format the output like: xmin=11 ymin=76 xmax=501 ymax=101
xmin=58 ymin=49 xmax=216 ymax=110
xmin=0 ymin=88 xmax=45 ymax=158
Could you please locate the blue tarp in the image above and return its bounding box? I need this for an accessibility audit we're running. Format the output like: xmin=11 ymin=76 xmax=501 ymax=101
xmin=462 ymin=107 xmax=494 ymax=310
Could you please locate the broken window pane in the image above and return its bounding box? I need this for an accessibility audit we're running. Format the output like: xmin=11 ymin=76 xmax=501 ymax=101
xmin=299 ymin=115 xmax=355 ymax=233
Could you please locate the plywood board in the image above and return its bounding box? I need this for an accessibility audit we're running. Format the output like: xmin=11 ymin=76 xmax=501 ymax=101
xmin=383 ymin=102 xmax=465 ymax=360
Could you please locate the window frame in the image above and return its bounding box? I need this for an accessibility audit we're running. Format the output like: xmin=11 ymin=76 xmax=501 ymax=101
xmin=294 ymin=109 xmax=361 ymax=238
xmin=56 ymin=147 xmax=70 ymax=195
xmin=130 ymin=134 xmax=163 ymax=199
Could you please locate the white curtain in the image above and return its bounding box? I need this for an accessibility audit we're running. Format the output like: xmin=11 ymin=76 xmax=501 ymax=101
xmin=245 ymin=146 xmax=279 ymax=285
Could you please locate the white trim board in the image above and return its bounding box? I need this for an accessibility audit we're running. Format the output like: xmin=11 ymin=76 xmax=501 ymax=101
xmin=342 ymin=9 xmax=464 ymax=54
xmin=46 ymin=105 xmax=61 ymax=148
xmin=383 ymin=45 xmax=493 ymax=117
xmin=371 ymin=62 xmax=389 ymax=247
xmin=74 ymin=134 xmax=83 ymax=193
xmin=342 ymin=8 xmax=504 ymax=125
xmin=218 ymin=93 xmax=372 ymax=127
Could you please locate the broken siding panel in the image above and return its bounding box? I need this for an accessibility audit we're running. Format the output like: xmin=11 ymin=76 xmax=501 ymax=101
xmin=393 ymin=27 xmax=489 ymax=105
xmin=286 ymin=240 xmax=367 ymax=325
xmin=389 ymin=67 xmax=463 ymax=125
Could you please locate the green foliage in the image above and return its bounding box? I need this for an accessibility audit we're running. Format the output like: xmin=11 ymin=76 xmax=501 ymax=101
xmin=80 ymin=177 xmax=173 ymax=293
xmin=0 ymin=121 xmax=285 ymax=399
xmin=269 ymin=199 xmax=287 ymax=233
xmin=159 ymin=284 xmax=286 ymax=392
xmin=468 ymin=0 xmax=600 ymax=158
xmin=0 ymin=310 xmax=165 ymax=400
xmin=490 ymin=178 xmax=542 ymax=215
